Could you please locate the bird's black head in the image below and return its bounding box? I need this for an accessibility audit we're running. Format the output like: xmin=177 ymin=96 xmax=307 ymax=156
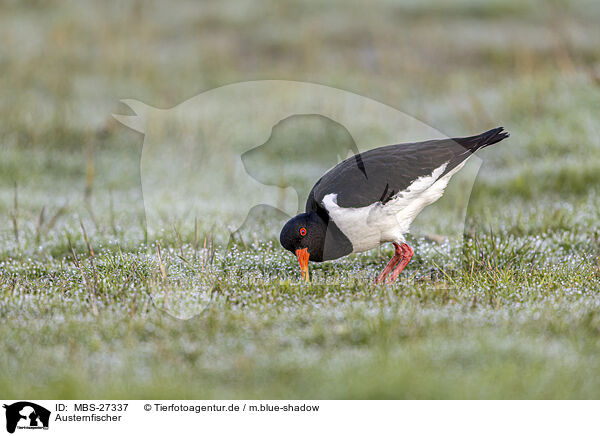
xmin=280 ymin=210 xmax=353 ymax=281
xmin=280 ymin=211 xmax=328 ymax=263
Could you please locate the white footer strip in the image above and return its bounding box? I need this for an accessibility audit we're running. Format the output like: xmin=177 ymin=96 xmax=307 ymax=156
xmin=0 ymin=400 xmax=597 ymax=435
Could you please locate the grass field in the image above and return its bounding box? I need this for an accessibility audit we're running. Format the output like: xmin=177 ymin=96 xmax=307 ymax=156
xmin=1 ymin=0 xmax=600 ymax=399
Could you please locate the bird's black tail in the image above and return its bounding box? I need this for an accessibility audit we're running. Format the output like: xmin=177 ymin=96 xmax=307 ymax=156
xmin=455 ymin=127 xmax=510 ymax=153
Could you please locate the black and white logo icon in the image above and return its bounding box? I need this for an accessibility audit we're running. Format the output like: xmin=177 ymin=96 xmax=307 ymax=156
xmin=3 ymin=402 xmax=50 ymax=434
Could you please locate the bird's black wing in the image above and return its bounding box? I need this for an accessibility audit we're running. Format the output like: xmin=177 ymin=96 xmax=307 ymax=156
xmin=306 ymin=127 xmax=508 ymax=211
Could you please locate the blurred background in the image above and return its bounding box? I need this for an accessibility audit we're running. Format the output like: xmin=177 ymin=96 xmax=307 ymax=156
xmin=0 ymin=0 xmax=599 ymax=398
xmin=1 ymin=0 xmax=599 ymax=241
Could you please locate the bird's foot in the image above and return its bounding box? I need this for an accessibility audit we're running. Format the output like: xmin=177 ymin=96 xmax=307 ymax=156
xmin=375 ymin=242 xmax=413 ymax=284
xmin=386 ymin=244 xmax=413 ymax=283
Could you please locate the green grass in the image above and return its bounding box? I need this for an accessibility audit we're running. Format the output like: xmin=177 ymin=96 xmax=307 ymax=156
xmin=1 ymin=0 xmax=600 ymax=399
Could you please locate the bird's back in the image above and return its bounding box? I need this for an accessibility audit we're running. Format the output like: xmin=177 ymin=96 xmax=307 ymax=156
xmin=306 ymin=127 xmax=509 ymax=212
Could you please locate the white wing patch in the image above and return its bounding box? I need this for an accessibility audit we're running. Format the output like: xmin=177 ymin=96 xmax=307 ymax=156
xmin=323 ymin=161 xmax=465 ymax=253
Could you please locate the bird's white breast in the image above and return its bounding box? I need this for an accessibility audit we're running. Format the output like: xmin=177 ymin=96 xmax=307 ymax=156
xmin=322 ymin=161 xmax=465 ymax=253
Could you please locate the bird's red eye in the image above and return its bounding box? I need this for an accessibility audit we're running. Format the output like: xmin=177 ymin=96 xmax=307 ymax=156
xmin=299 ymin=227 xmax=307 ymax=236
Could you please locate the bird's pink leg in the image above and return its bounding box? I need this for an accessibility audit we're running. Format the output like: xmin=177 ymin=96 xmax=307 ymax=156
xmin=387 ymin=243 xmax=414 ymax=283
xmin=375 ymin=242 xmax=404 ymax=284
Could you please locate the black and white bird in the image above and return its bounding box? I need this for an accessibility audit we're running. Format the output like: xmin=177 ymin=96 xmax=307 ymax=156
xmin=279 ymin=127 xmax=509 ymax=283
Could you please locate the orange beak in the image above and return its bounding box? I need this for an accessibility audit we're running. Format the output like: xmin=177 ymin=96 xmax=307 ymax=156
xmin=295 ymin=248 xmax=310 ymax=282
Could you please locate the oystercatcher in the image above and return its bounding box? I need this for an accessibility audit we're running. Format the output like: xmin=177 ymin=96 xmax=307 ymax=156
xmin=279 ymin=127 xmax=509 ymax=283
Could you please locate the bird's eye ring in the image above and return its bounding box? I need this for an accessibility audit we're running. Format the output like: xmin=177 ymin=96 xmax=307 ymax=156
xmin=299 ymin=227 xmax=307 ymax=236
